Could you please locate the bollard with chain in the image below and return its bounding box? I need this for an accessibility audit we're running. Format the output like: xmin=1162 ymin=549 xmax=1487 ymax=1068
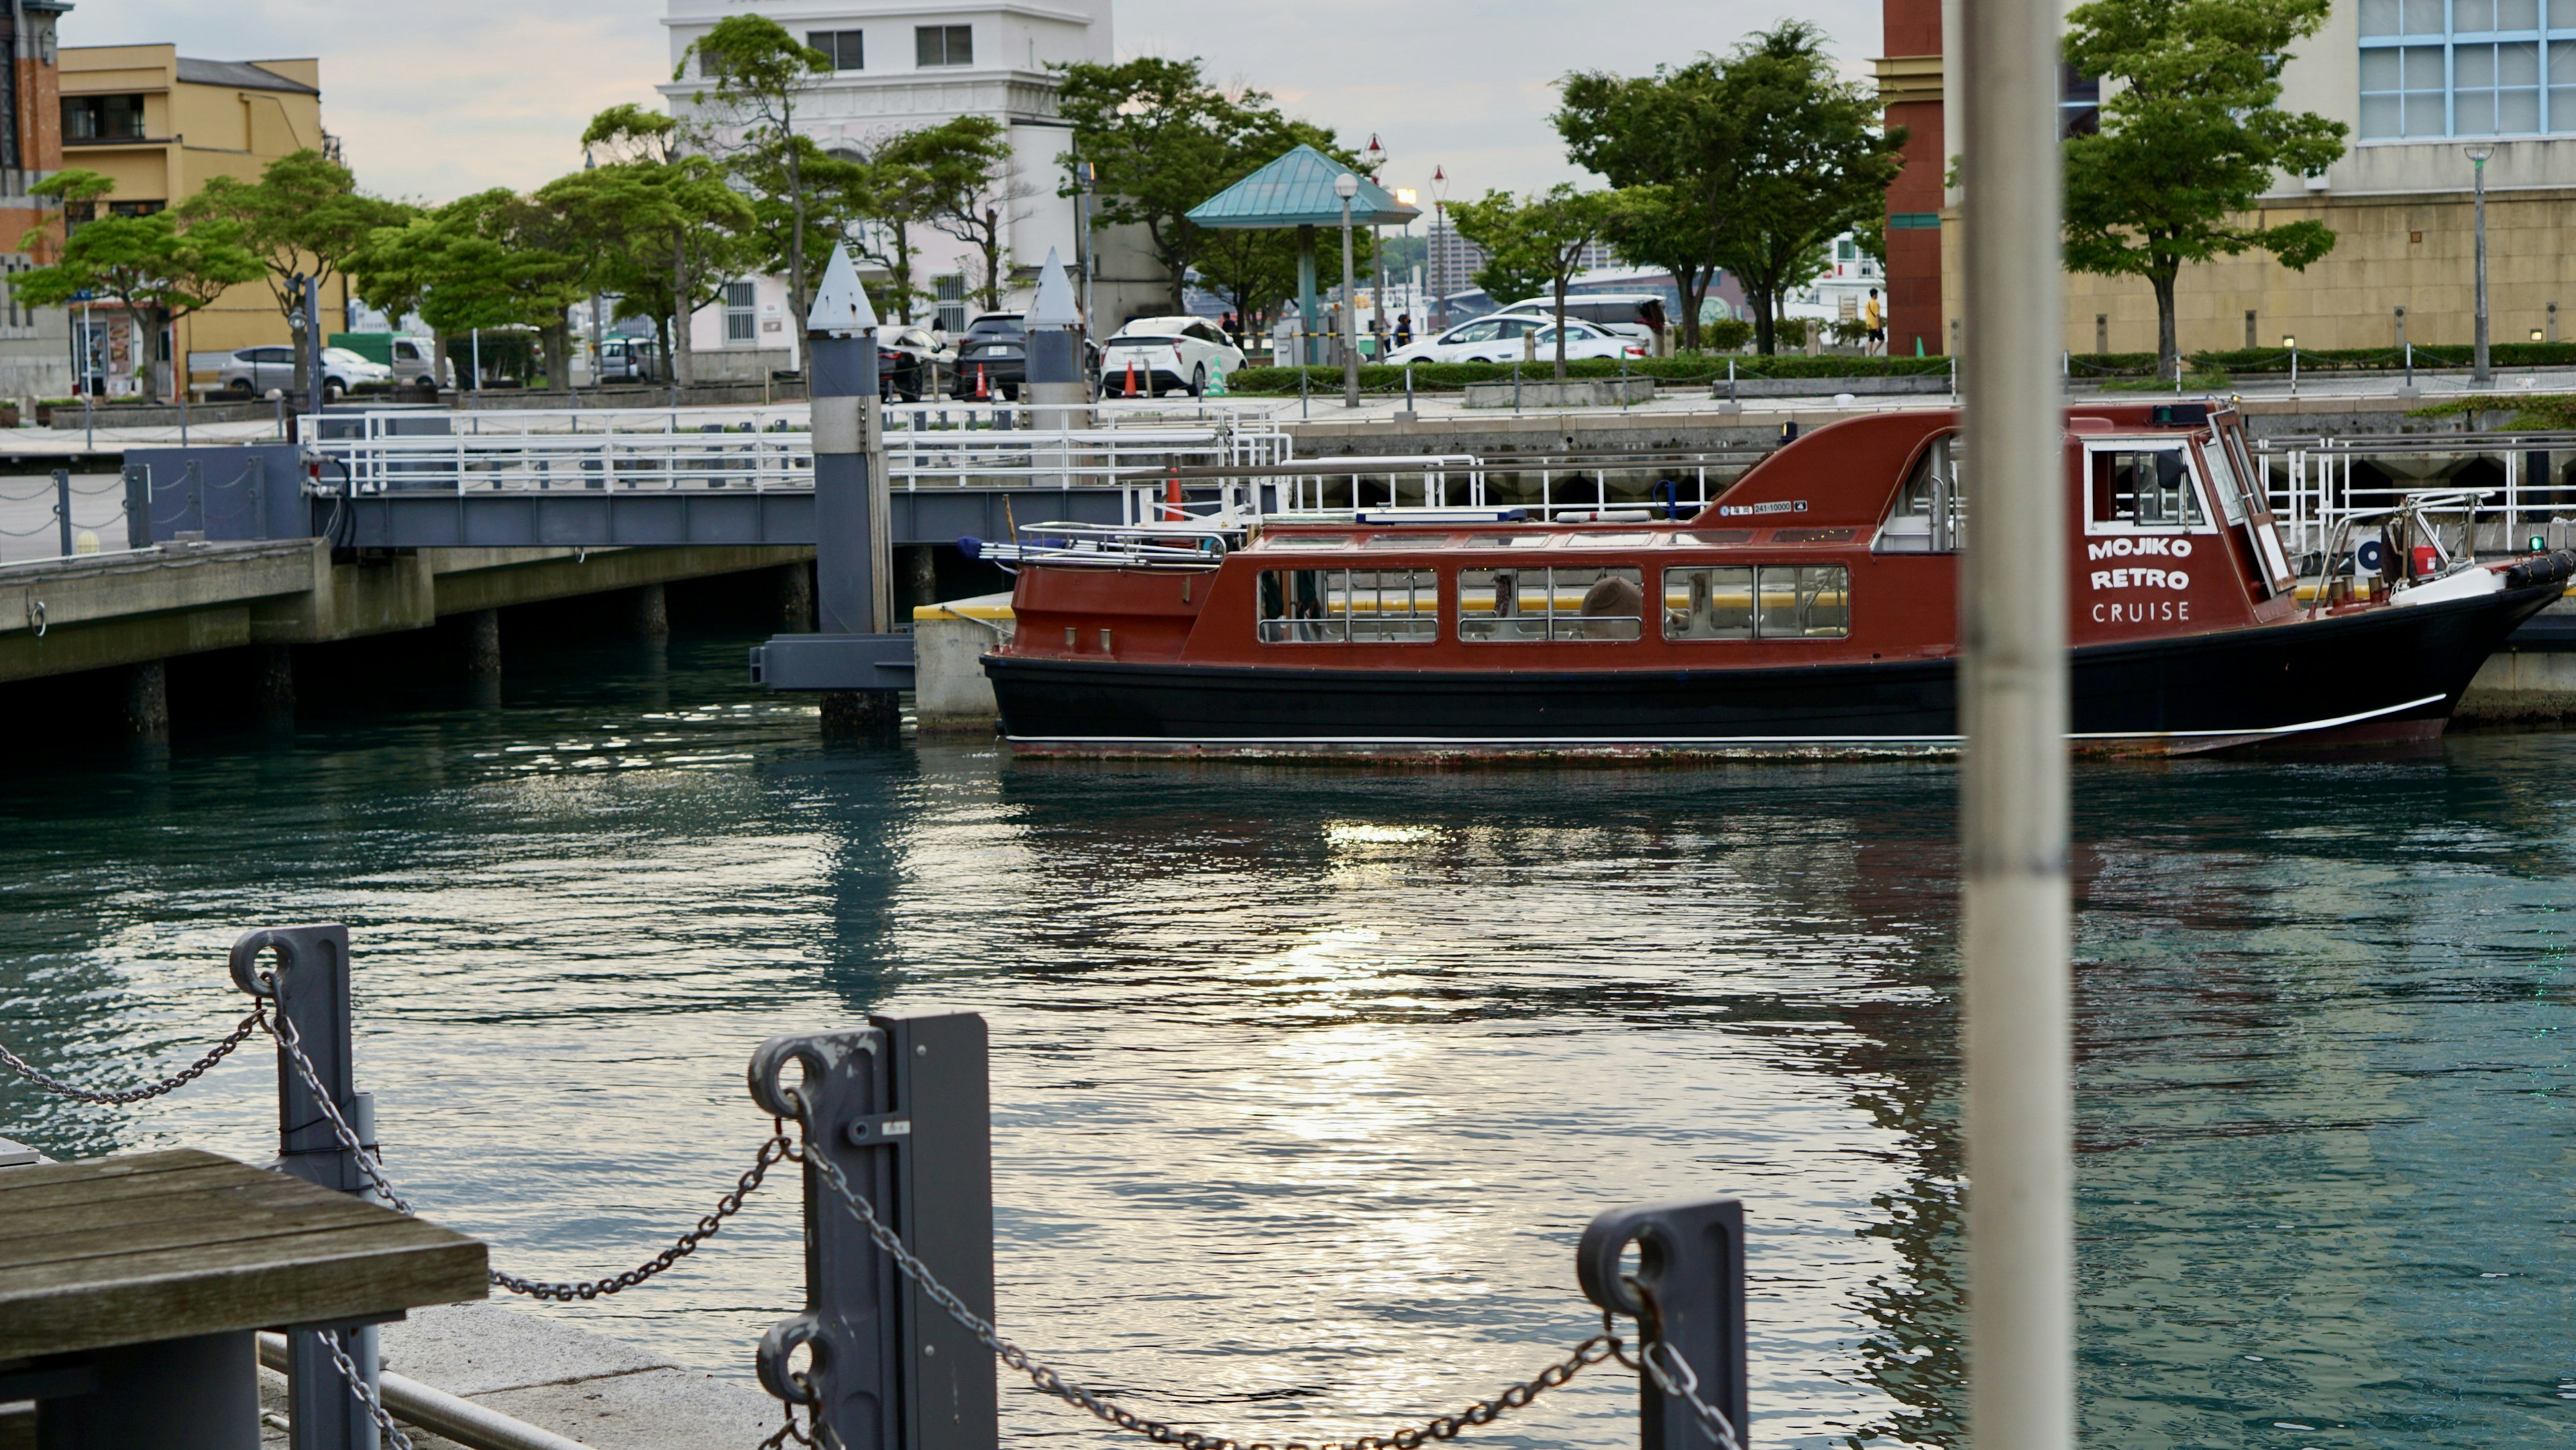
xmin=1580 ymin=1198 xmax=1749 ymax=1450
xmin=231 ymin=924 xmax=386 ymax=1450
xmin=752 ymin=1013 xmax=998 ymax=1450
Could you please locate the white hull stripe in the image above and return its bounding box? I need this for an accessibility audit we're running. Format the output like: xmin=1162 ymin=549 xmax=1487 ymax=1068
xmin=1004 ymin=694 xmax=2450 ymax=749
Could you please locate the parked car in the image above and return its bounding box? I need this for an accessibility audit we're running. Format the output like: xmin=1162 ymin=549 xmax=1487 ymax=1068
xmin=949 ymin=312 xmax=1026 ymax=399
xmin=596 ymin=336 xmax=661 ymax=384
xmin=216 ymin=345 xmax=392 ymax=401
xmin=1097 ymin=315 xmax=1245 ymax=398
xmin=1489 ymin=293 xmax=1670 ymax=347
xmin=1385 ymin=315 xmax=1644 ymax=366
xmin=877 ymin=325 xmax=954 ymax=402
xmin=327 ymin=332 xmax=439 ymax=389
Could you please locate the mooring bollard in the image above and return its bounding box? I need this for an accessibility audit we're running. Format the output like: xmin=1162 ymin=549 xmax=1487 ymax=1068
xmin=1580 ymin=1197 xmax=1750 ymax=1450
xmin=230 ymin=924 xmax=385 ymax=1450
xmin=752 ymin=1013 xmax=999 ymax=1450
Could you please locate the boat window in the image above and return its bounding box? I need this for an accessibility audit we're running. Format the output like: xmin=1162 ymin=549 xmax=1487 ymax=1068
xmin=1458 ymin=566 xmax=1643 ymax=641
xmin=1879 ymin=434 xmax=1963 ymax=553
xmin=1462 ymin=533 xmax=1552 ymax=549
xmin=1362 ymin=533 xmax=1450 ymax=548
xmin=1570 ymin=531 xmax=1656 ymax=546
xmin=1772 ymin=527 xmax=1856 ymax=543
xmin=1662 ymin=565 xmax=1849 ymax=639
xmin=1676 ymin=529 xmax=1755 ymax=546
xmin=1661 ymin=566 xmax=1754 ymax=639
xmin=1265 ymin=535 xmax=1350 ymax=551
xmin=2088 ymin=447 xmax=2205 ymax=529
xmin=2195 ymin=435 xmax=2249 ymax=525
xmin=1257 ymin=569 xmax=1437 ymax=643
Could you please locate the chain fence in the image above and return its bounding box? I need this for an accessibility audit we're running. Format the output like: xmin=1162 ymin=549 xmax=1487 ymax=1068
xmin=2 ymin=1001 xmax=1741 ymax=1450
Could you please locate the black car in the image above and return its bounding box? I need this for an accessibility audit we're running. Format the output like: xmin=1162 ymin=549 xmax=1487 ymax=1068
xmin=877 ymin=325 xmax=950 ymax=402
xmin=948 ymin=312 xmax=1026 ymax=399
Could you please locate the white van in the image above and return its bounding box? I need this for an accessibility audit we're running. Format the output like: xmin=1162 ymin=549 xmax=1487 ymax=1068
xmin=1489 ymin=293 xmax=1670 ymax=348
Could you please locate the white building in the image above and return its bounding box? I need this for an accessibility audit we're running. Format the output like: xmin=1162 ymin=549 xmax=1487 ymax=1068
xmin=660 ymin=0 xmax=1162 ymax=368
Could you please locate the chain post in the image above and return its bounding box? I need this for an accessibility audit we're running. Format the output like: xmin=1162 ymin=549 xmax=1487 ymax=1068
xmin=229 ymin=923 xmax=382 ymax=1450
xmin=1578 ymin=1198 xmax=1749 ymax=1450
xmin=750 ymin=1013 xmax=998 ymax=1450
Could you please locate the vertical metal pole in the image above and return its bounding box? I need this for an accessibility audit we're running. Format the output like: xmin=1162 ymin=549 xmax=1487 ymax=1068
xmin=2472 ymin=151 xmax=2492 ymax=386
xmin=53 ymin=467 xmax=70 ymax=556
xmin=1958 ymin=1 xmax=2073 ymax=1450
xmin=229 ymin=923 xmax=379 ymax=1450
xmin=303 ymin=276 xmax=325 ymax=419
xmin=752 ymin=1014 xmax=997 ymax=1450
xmin=1340 ymin=193 xmax=1362 ymax=408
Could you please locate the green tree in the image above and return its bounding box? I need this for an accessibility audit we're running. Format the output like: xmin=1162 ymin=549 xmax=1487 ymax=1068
xmin=348 ymin=191 xmax=582 ymax=388
xmin=1556 ymin=63 xmax=1725 ymax=349
xmin=1450 ymin=185 xmax=1614 ymax=379
xmin=182 ymin=149 xmax=413 ymax=395
xmin=2063 ymin=0 xmax=2345 ymax=381
xmin=1705 ymin=24 xmax=1907 ymax=354
xmin=15 ymin=204 xmax=262 ymax=403
xmin=683 ymin=17 xmax=828 ymax=322
xmin=912 ymin=115 xmax=1021 ymax=314
xmin=1053 ymin=58 xmax=1357 ymax=315
xmin=539 ymin=153 xmax=757 ymax=384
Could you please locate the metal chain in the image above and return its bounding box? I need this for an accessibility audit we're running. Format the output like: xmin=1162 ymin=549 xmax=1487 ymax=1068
xmin=792 ymin=1118 xmax=1623 ymax=1450
xmin=269 ymin=1009 xmax=415 ymax=1214
xmin=1638 ymin=1340 xmax=1747 ymax=1450
xmin=319 ymin=1325 xmax=417 ymax=1450
xmin=492 ymin=1129 xmax=795 ymax=1300
xmin=0 ymin=1008 xmax=267 ymax=1105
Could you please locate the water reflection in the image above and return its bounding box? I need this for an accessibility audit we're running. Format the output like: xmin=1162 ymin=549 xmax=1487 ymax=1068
xmin=0 ymin=639 xmax=2569 ymax=1449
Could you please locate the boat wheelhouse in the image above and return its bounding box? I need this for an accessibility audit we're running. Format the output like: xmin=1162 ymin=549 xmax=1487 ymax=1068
xmin=969 ymin=403 xmax=2576 ymax=756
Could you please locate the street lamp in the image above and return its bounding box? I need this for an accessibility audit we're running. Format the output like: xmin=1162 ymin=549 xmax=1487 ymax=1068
xmin=1335 ymin=171 xmax=1361 ymax=407
xmin=2465 ymin=144 xmax=2493 ymax=385
xmin=1430 ymin=164 xmax=1450 ymax=329
xmin=1362 ymin=134 xmax=1387 ymax=363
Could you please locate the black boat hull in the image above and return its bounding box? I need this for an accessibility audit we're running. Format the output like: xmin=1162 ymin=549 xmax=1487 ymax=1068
xmin=986 ymin=584 xmax=2561 ymax=756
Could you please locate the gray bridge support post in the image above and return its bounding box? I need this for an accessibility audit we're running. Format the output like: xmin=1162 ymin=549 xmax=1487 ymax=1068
xmin=230 ymin=924 xmax=383 ymax=1450
xmin=751 ymin=1013 xmax=998 ymax=1450
xmin=751 ymin=243 xmax=916 ymax=717
xmin=1579 ymin=1198 xmax=1749 ymax=1450
xmin=1024 ymin=248 xmax=1087 ymax=434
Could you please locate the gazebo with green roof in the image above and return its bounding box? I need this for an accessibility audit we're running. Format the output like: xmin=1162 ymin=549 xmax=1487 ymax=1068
xmin=1186 ymin=144 xmax=1419 ymax=366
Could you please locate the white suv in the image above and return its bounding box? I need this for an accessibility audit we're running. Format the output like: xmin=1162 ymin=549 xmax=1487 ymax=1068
xmin=1489 ymin=293 xmax=1670 ymax=348
xmin=1099 ymin=315 xmax=1246 ymax=398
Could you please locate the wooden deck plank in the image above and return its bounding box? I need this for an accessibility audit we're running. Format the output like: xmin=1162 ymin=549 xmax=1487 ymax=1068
xmin=0 ymin=1151 xmax=487 ymax=1359
xmin=0 ymin=1162 xmax=378 ymax=1245
xmin=0 ymin=1182 xmax=397 ymax=1272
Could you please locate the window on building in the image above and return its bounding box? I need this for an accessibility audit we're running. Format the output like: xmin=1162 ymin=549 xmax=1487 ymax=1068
xmin=724 ymin=281 xmax=756 ymax=344
xmin=2060 ymin=64 xmax=2101 ymax=137
xmin=62 ymin=93 xmax=147 ymax=141
xmin=1257 ymin=569 xmax=1438 ymax=643
xmin=106 ymin=200 xmax=165 ymax=218
xmin=0 ymin=256 xmax=30 ymax=335
xmin=2360 ymin=0 xmax=2574 ymax=138
xmin=933 ymin=274 xmax=967 ymax=333
xmin=916 ymin=24 xmax=973 ymax=67
xmin=807 ymin=30 xmax=863 ymax=71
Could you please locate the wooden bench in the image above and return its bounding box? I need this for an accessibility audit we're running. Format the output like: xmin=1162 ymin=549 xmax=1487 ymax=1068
xmin=0 ymin=1148 xmax=487 ymax=1449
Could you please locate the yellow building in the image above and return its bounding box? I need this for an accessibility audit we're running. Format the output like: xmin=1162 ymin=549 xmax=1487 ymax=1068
xmin=56 ymin=45 xmax=343 ymax=395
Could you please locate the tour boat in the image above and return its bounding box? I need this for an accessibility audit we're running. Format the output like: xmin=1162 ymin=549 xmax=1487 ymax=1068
xmin=966 ymin=403 xmax=2575 ymax=757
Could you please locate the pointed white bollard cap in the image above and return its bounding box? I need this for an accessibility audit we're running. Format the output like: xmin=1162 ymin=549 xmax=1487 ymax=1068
xmin=1026 ymin=247 xmax=1079 ymax=329
xmin=807 ymin=244 xmax=878 ymax=335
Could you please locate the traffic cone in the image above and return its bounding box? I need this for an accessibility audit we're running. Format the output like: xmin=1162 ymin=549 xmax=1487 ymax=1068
xmin=975 ymin=364 xmax=989 ymax=399
xmin=1165 ymin=474 xmax=1183 ymax=523
xmin=1122 ymin=356 xmax=1138 ymax=398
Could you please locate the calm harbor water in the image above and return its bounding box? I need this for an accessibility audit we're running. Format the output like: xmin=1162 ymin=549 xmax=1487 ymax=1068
xmin=2 ymin=631 xmax=2570 ymax=1449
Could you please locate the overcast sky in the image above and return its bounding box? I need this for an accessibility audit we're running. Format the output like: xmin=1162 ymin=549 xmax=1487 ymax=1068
xmin=67 ymin=0 xmax=1882 ymax=205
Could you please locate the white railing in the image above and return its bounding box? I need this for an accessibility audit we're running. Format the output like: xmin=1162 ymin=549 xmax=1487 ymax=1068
xmin=2256 ymin=432 xmax=2576 ymax=564
xmin=305 ymin=412 xmax=1296 ymax=498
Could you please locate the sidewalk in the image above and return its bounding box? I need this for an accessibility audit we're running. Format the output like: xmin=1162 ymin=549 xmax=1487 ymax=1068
xmin=254 ymin=1302 xmax=780 ymax=1450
